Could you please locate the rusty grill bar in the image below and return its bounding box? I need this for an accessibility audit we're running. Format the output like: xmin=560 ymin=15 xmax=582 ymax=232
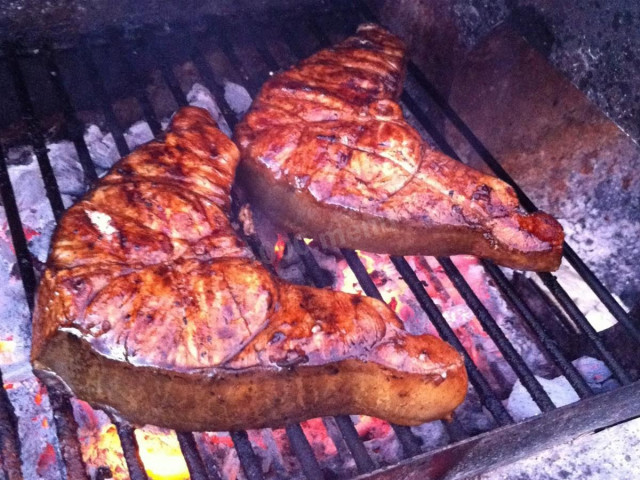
xmin=0 ymin=2 xmax=639 ymax=479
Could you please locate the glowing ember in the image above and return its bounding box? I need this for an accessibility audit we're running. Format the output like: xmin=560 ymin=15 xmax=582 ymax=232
xmin=73 ymin=400 xmax=128 ymax=479
xmin=135 ymin=427 xmax=189 ymax=480
xmin=0 ymin=338 xmax=16 ymax=364
xmin=273 ymin=233 xmax=286 ymax=269
xmin=36 ymin=443 xmax=57 ymax=477
xmin=197 ymin=432 xmax=241 ymax=479
xmin=356 ymin=250 xmax=377 ymax=274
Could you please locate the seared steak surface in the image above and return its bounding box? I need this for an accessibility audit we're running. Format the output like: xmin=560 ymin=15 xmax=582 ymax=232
xmin=235 ymin=24 xmax=564 ymax=271
xmin=31 ymin=107 xmax=467 ymax=431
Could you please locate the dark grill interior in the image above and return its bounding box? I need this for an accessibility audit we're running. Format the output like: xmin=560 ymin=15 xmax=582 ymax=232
xmin=0 ymin=2 xmax=639 ymax=479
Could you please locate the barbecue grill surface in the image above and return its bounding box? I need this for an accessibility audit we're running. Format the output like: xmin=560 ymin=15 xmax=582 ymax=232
xmin=0 ymin=2 xmax=639 ymax=479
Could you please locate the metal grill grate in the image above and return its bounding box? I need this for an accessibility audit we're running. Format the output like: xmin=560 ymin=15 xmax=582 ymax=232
xmin=0 ymin=2 xmax=639 ymax=479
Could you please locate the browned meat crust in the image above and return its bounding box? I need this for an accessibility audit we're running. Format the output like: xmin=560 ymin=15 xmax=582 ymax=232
xmin=235 ymin=24 xmax=564 ymax=272
xmin=31 ymin=107 xmax=467 ymax=431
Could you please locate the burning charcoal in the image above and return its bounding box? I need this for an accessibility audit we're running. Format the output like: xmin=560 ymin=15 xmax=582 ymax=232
xmin=529 ymin=263 xmax=618 ymax=333
xmin=4 ymin=374 xmax=63 ymax=480
xmin=300 ymin=418 xmax=356 ymax=478
xmin=186 ymin=83 xmax=232 ymax=136
xmin=224 ymin=81 xmax=252 ymax=117
xmin=71 ymin=400 xmax=128 ymax=480
xmin=506 ymin=376 xmax=580 ymax=421
xmin=6 ymin=150 xmax=55 ymax=231
xmin=410 ymin=421 xmax=449 ymax=451
xmin=47 ymin=140 xmax=87 ymax=203
xmin=84 ymin=125 xmax=120 ymax=170
xmin=0 ymin=229 xmax=39 ymax=372
xmin=195 ymin=432 xmax=241 ymax=480
xmin=134 ymin=426 xmax=190 ymax=480
xmin=124 ymin=121 xmax=154 ymax=151
xmin=352 ymin=416 xmax=402 ymax=467
xmin=572 ymin=356 xmax=618 ymax=394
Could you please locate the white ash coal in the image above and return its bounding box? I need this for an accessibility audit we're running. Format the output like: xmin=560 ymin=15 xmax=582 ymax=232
xmin=506 ymin=356 xmax=616 ymax=421
xmin=224 ymin=81 xmax=252 ymax=118
xmin=83 ymin=125 xmax=120 ymax=171
xmin=187 ymin=83 xmax=232 ymax=137
xmin=4 ymin=146 xmax=55 ymax=265
xmin=124 ymin=121 xmax=154 ymax=151
xmin=478 ymin=416 xmax=640 ymax=480
xmin=4 ymin=374 xmax=64 ymax=480
xmin=507 ymin=376 xmax=579 ymax=422
xmin=524 ymin=262 xmax=620 ymax=333
xmin=83 ymin=120 xmax=155 ymax=175
xmin=46 ymin=141 xmax=86 ymax=208
xmin=0 ymin=223 xmax=33 ymax=376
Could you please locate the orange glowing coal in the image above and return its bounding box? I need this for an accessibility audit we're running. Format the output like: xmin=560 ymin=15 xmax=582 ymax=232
xmin=273 ymin=233 xmax=286 ymax=268
xmin=78 ymin=422 xmax=128 ymax=480
xmin=135 ymin=428 xmax=190 ymax=480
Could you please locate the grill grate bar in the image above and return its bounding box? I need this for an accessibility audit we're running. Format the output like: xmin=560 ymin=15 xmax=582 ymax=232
xmin=392 ymin=71 xmax=634 ymax=383
xmin=110 ymin=32 xmax=163 ymax=137
xmin=333 ymin=415 xmax=376 ymax=473
xmin=42 ymin=46 xmax=99 ymax=185
xmin=399 ymin=87 xmax=633 ymax=383
xmin=404 ymin=48 xmax=640 ymax=344
xmin=562 ymin=244 xmax=640 ymax=342
xmin=383 ymin=26 xmax=640 ymax=344
xmin=143 ymin=30 xmax=189 ymax=108
xmin=46 ymin=388 xmax=88 ymax=480
xmin=4 ymin=46 xmax=66 ymax=222
xmin=285 ymin=424 xmax=325 ymax=480
xmin=209 ymin=18 xmax=264 ymax=99
xmin=2 ymin=47 xmax=98 ymax=480
xmin=176 ymin=432 xmax=218 ymax=480
xmin=186 ymin=29 xmax=240 ymax=128
xmin=390 ymin=256 xmax=514 ymax=426
xmin=481 ymin=261 xmax=593 ymax=397
xmin=0 ymin=370 xmax=23 ymax=480
xmin=438 ymin=258 xmax=556 ymax=411
xmin=538 ymin=272 xmax=632 ymax=384
xmin=230 ymin=431 xmax=265 ymax=480
xmin=79 ymin=39 xmax=130 ymax=157
xmin=111 ymin=420 xmax=149 ymax=480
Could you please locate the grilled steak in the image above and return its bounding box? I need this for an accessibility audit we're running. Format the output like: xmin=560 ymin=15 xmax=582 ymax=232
xmin=31 ymin=107 xmax=467 ymax=431
xmin=235 ymin=24 xmax=564 ymax=271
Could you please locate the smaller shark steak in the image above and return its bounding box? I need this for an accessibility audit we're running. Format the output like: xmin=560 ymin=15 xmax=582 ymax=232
xmin=235 ymin=24 xmax=564 ymax=272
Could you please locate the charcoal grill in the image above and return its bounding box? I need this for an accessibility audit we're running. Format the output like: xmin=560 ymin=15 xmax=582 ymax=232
xmin=0 ymin=1 xmax=639 ymax=479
